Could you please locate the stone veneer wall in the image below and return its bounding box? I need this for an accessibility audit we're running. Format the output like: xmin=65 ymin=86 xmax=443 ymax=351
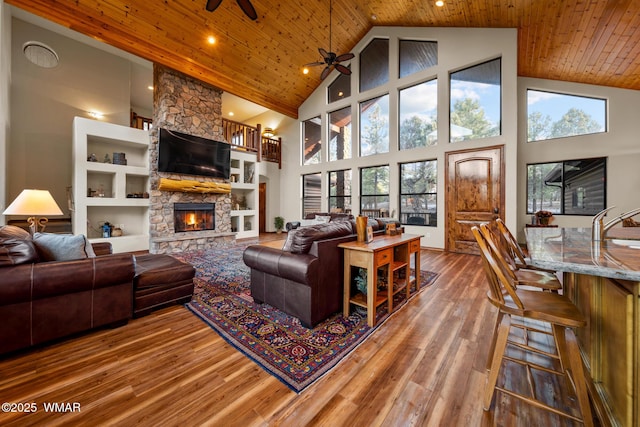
xmin=149 ymin=65 xmax=234 ymax=253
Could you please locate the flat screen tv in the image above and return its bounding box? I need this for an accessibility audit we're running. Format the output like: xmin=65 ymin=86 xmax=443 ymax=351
xmin=158 ymin=128 xmax=231 ymax=179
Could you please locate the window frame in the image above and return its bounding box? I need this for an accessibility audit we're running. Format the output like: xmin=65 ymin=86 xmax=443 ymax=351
xmin=328 ymin=169 xmax=352 ymax=213
xmin=399 ymin=160 xmax=437 ymax=227
xmin=526 ymin=157 xmax=607 ymax=216
xmin=302 ymin=173 xmax=322 ymax=217
xmin=359 ymin=165 xmax=390 ymax=214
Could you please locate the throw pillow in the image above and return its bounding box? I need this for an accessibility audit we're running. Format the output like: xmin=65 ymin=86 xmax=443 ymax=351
xmin=282 ymin=229 xmax=298 ymax=251
xmin=315 ymin=215 xmax=331 ymax=223
xmin=0 ymin=238 xmax=40 ymax=266
xmin=33 ymin=233 xmax=93 ymax=261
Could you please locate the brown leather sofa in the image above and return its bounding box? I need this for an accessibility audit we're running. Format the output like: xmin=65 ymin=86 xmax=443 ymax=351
xmin=242 ymin=218 xmax=399 ymax=328
xmin=0 ymin=225 xmax=135 ymax=355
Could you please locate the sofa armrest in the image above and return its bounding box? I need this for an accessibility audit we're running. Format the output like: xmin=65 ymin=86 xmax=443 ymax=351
xmin=243 ymin=245 xmax=318 ymax=285
xmin=91 ymin=242 xmax=113 ymax=256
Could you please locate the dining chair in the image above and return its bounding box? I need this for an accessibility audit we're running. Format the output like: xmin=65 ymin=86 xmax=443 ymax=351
xmin=480 ymin=222 xmax=561 ymax=292
xmin=472 ymin=226 xmax=593 ymax=427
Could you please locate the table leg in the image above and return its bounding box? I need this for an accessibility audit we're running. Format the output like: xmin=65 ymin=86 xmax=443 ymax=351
xmin=367 ymin=255 xmax=375 ymax=327
xmin=343 ymin=251 xmax=351 ymax=318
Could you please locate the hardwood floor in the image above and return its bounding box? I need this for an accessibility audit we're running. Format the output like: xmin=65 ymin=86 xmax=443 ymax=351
xmin=0 ymin=237 xmax=590 ymax=426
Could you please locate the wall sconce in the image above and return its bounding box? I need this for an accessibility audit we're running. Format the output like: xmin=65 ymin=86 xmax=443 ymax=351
xmin=263 ymin=127 xmax=275 ymax=138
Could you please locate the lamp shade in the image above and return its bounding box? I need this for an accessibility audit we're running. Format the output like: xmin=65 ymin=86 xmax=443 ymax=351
xmin=3 ymin=189 xmax=63 ymax=216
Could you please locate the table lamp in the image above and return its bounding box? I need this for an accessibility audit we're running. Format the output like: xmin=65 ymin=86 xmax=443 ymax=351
xmin=2 ymin=189 xmax=63 ymax=234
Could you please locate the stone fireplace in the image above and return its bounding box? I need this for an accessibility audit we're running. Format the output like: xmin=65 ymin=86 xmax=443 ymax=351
xmin=149 ymin=65 xmax=235 ymax=253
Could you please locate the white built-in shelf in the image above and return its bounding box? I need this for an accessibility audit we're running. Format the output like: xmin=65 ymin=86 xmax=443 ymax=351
xmin=72 ymin=117 xmax=150 ymax=253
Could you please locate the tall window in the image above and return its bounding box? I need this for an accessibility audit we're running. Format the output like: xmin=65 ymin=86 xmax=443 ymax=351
xmin=329 ymin=169 xmax=352 ymax=213
xmin=329 ymin=106 xmax=352 ymax=161
xmin=527 ymin=90 xmax=607 ymax=142
xmin=360 ymin=38 xmax=389 ymax=92
xmin=302 ymin=116 xmax=321 ymax=165
xmin=400 ymin=160 xmax=437 ymax=226
xmin=399 ymin=79 xmax=438 ymax=149
xmin=328 ymin=72 xmax=351 ymax=103
xmin=399 ymin=40 xmax=437 ymax=78
xmin=360 ymin=165 xmax=389 ymax=214
xmin=302 ymin=173 xmax=322 ymax=217
xmin=527 ymin=157 xmax=606 ymax=215
xmin=360 ymin=95 xmax=389 ymax=156
xmin=450 ymin=58 xmax=501 ymax=142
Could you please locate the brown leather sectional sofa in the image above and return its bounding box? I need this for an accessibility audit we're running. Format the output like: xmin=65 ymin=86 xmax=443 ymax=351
xmin=0 ymin=225 xmax=135 ymax=355
xmin=243 ymin=217 xmax=400 ymax=328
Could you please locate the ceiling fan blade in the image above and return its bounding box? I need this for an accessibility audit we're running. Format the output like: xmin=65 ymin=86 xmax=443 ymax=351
xmin=318 ymin=48 xmax=330 ymax=59
xmin=206 ymin=0 xmax=223 ymax=12
xmin=304 ymin=61 xmax=325 ymax=67
xmin=320 ymin=66 xmax=332 ymax=80
xmin=334 ymin=64 xmax=352 ymax=75
xmin=335 ymin=52 xmax=355 ymax=62
xmin=236 ymin=0 xmax=258 ymax=20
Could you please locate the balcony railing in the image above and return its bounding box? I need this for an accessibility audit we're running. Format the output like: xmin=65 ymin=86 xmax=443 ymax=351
xmin=130 ymin=114 xmax=281 ymax=168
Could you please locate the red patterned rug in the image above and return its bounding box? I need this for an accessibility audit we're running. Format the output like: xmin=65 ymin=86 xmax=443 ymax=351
xmin=175 ymin=243 xmax=438 ymax=393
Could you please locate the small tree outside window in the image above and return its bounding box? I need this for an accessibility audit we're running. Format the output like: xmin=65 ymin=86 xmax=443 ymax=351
xmin=329 ymin=169 xmax=352 ymax=213
xmin=399 ymin=79 xmax=438 ymax=149
xmin=400 ymin=160 xmax=437 ymax=226
xmin=360 ymin=95 xmax=389 ymax=157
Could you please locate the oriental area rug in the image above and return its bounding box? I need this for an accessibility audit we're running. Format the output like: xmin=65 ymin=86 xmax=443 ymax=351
xmin=175 ymin=243 xmax=438 ymax=393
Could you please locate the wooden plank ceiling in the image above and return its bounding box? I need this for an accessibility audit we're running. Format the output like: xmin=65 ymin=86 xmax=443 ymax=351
xmin=7 ymin=0 xmax=640 ymax=119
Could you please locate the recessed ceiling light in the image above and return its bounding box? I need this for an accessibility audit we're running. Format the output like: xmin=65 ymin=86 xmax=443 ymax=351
xmin=302 ymin=67 xmax=309 ymax=75
xmin=371 ymin=14 xmax=378 ymax=20
xmin=147 ymin=85 xmax=154 ymax=90
xmin=23 ymin=41 xmax=59 ymax=68
xmin=435 ymin=0 xmax=444 ymax=6
xmin=229 ymin=112 xmax=234 ymax=116
xmin=207 ymin=35 xmax=216 ymax=44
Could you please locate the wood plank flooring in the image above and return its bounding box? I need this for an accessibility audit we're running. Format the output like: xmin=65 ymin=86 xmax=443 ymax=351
xmin=0 ymin=240 xmax=590 ymax=426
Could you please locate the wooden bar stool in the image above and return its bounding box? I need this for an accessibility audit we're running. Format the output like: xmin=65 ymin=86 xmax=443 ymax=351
xmin=480 ymin=223 xmax=561 ymax=292
xmin=472 ymin=226 xmax=593 ymax=426
xmin=495 ymin=218 xmax=556 ymax=273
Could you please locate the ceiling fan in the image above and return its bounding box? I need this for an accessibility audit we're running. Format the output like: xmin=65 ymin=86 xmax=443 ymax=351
xmin=304 ymin=0 xmax=354 ymax=80
xmin=206 ymin=0 xmax=258 ymax=21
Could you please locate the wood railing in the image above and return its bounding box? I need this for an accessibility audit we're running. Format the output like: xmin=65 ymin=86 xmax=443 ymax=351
xmin=130 ymin=114 xmax=281 ymax=168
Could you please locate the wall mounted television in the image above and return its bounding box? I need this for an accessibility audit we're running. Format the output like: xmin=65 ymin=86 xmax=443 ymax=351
xmin=158 ymin=128 xmax=231 ymax=179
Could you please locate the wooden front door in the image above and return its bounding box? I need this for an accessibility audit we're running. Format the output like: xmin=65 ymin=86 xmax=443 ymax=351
xmin=259 ymin=182 xmax=266 ymax=233
xmin=445 ymin=145 xmax=504 ymax=254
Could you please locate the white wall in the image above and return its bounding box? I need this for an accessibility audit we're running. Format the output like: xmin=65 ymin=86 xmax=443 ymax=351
xmin=288 ymin=27 xmax=519 ymax=249
xmin=0 ymin=1 xmax=10 ymax=224
xmin=8 ymin=18 xmax=134 ymax=218
xmin=517 ymin=78 xmax=640 ymax=238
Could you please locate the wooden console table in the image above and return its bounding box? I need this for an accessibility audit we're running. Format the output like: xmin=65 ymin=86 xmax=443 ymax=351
xmin=339 ymin=234 xmax=422 ymax=327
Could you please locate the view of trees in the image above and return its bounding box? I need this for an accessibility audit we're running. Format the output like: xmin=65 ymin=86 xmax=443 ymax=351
xmin=399 ymin=115 xmax=436 ymax=149
xmin=360 ymin=100 xmax=389 ymax=156
xmin=528 ymin=107 xmax=603 ymax=142
xmin=450 ymin=98 xmax=498 ymax=141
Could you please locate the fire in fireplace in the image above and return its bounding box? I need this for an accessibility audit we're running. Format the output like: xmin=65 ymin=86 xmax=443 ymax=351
xmin=174 ymin=203 xmax=215 ymax=232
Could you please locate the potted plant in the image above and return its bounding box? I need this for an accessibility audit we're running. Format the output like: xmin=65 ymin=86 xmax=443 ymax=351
xmin=535 ymin=210 xmax=554 ymax=225
xmin=274 ymin=216 xmax=285 ymax=234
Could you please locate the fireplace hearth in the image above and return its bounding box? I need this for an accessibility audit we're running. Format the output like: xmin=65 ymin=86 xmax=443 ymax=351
xmin=174 ymin=203 xmax=215 ymax=232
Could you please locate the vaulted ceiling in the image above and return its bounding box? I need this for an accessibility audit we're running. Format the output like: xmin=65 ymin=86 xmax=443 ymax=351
xmin=8 ymin=0 xmax=640 ymax=119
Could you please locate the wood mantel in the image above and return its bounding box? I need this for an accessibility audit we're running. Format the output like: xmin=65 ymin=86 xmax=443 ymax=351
xmin=158 ymin=178 xmax=231 ymax=194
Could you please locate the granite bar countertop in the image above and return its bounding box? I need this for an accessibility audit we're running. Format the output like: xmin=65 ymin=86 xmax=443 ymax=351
xmin=525 ymin=227 xmax=640 ymax=281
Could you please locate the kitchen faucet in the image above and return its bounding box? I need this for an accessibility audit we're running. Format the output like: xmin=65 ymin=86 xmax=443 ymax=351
xmin=592 ymin=206 xmax=640 ymax=241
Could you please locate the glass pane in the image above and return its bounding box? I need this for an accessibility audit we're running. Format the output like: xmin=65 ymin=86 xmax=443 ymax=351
xmin=329 ymin=196 xmax=352 ymax=213
xmin=399 ymin=79 xmax=438 ymax=149
xmin=527 ymin=163 xmax=562 ymax=214
xmin=329 ymin=169 xmax=351 ymax=196
xmin=360 ymin=38 xmax=389 ymax=92
xmin=399 ymin=40 xmax=437 ymax=78
xmin=360 ymin=165 xmax=389 ymax=195
xmin=328 ymin=72 xmax=351 ymax=103
xmin=360 ymin=195 xmax=390 ymax=212
xmin=400 ymin=194 xmax=436 ymax=226
xmin=450 ymin=58 xmax=501 ymax=142
xmin=302 ymin=116 xmax=321 ymax=165
xmin=303 ymin=173 xmax=321 ymax=217
xmin=329 ymin=106 xmax=352 ymax=161
xmin=360 ymin=95 xmax=389 ymax=156
xmin=563 ymin=158 xmax=606 ymax=215
xmin=527 ymin=90 xmax=607 ymax=142
xmin=400 ymin=161 xmax=437 ymax=194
